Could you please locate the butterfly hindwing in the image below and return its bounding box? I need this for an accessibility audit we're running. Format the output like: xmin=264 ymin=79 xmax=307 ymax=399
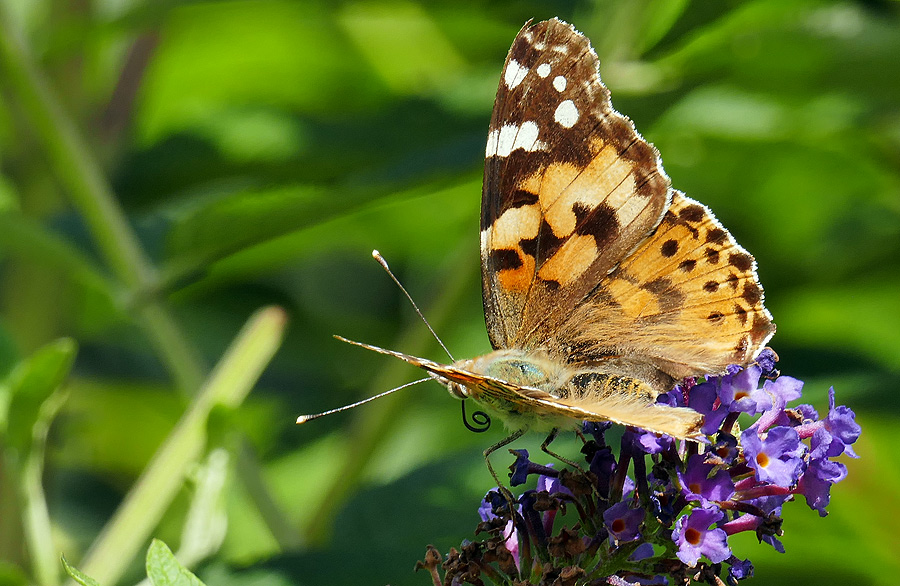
xmin=545 ymin=192 xmax=775 ymax=379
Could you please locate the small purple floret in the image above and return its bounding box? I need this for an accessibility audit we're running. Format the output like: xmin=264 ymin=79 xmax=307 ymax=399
xmin=688 ymin=381 xmax=729 ymax=435
xmin=741 ymin=426 xmax=806 ymax=488
xmin=627 ymin=428 xmax=674 ymax=454
xmin=823 ymin=387 xmax=861 ymax=458
xmin=728 ymin=557 xmax=754 ymax=583
xmin=604 ymin=500 xmax=644 ymax=542
xmin=508 ymin=449 xmax=557 ymax=486
xmin=721 ymin=365 xmax=771 ymax=415
xmin=678 ymin=454 xmax=735 ymax=504
xmin=673 ymin=507 xmax=731 ymax=566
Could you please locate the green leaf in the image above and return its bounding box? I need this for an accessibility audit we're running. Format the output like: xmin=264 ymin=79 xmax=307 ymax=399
xmin=145 ymin=539 xmax=205 ymax=586
xmin=0 ymin=319 xmax=21 ymax=381
xmin=0 ymin=212 xmax=114 ymax=299
xmin=60 ymin=555 xmax=100 ymax=586
xmin=163 ymin=184 xmax=337 ymax=275
xmin=635 ymin=0 xmax=690 ymax=54
xmin=4 ymin=338 xmax=76 ymax=451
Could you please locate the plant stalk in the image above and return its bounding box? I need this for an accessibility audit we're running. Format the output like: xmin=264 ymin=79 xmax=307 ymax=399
xmin=78 ymin=307 xmax=287 ymax=586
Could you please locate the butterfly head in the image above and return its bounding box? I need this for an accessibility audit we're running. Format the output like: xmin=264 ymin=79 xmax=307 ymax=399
xmin=428 ymin=351 xmax=566 ymax=403
xmin=428 ymin=370 xmax=469 ymax=400
xmin=467 ymin=349 xmax=565 ymax=393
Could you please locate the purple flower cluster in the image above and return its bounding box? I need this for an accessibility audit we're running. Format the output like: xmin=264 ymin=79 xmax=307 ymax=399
xmin=417 ymin=351 xmax=861 ymax=585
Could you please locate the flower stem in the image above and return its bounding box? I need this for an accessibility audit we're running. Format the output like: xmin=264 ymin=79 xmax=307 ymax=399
xmin=20 ymin=390 xmax=69 ymax=586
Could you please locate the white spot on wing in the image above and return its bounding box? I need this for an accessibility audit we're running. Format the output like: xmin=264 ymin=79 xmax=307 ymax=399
xmin=485 ymin=128 xmax=500 ymax=157
xmin=554 ymin=100 xmax=579 ymax=128
xmin=514 ymin=121 xmax=543 ymax=152
xmin=486 ymin=122 xmax=547 ymax=157
xmin=552 ymin=75 xmax=566 ymax=92
xmin=537 ymin=63 xmax=551 ymax=78
xmin=504 ymin=59 xmax=528 ymax=89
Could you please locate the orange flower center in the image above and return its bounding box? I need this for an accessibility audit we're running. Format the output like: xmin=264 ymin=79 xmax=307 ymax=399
xmin=685 ymin=528 xmax=702 ymax=545
xmin=756 ymin=452 xmax=770 ymax=467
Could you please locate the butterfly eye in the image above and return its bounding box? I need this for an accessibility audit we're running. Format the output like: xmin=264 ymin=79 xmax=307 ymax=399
xmin=483 ymin=357 xmax=552 ymax=388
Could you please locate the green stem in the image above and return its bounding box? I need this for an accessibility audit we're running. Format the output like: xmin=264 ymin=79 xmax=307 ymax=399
xmin=0 ymin=5 xmax=146 ymax=288
xmin=0 ymin=5 xmax=300 ymax=570
xmin=78 ymin=307 xmax=287 ymax=586
xmin=20 ymin=389 xmax=69 ymax=586
xmin=236 ymin=441 xmax=305 ymax=549
xmin=0 ymin=3 xmax=204 ymax=394
xmin=134 ymin=303 xmax=205 ymax=394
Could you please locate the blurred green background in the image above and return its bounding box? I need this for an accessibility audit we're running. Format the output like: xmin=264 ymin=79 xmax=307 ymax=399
xmin=1 ymin=0 xmax=898 ymax=585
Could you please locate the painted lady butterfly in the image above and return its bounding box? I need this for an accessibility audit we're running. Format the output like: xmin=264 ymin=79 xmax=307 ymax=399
xmin=311 ymin=19 xmax=774 ymax=467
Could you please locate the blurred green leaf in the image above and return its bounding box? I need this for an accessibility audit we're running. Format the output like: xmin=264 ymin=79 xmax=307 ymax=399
xmin=0 ymin=213 xmax=114 ymax=297
xmin=3 ymin=338 xmax=76 ymax=451
xmin=60 ymin=556 xmax=99 ymax=586
xmin=636 ymin=0 xmax=692 ymax=55
xmin=0 ymin=561 xmax=28 ymax=586
xmin=146 ymin=539 xmax=205 ymax=586
xmin=0 ymin=320 xmax=21 ymax=381
xmin=162 ymin=185 xmax=336 ymax=279
xmin=56 ymin=380 xmax=185 ymax=476
xmin=338 ymin=1 xmax=465 ymax=96
xmin=137 ymin=2 xmax=382 ymax=143
xmin=0 ymin=173 xmax=20 ymax=212
xmin=775 ymin=277 xmax=900 ymax=371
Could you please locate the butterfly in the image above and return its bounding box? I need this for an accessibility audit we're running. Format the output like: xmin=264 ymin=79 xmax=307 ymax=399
xmin=308 ymin=18 xmax=775 ymax=476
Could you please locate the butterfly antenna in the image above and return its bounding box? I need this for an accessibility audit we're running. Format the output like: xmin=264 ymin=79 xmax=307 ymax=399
xmin=296 ymin=377 xmax=431 ymax=424
xmin=372 ymin=249 xmax=454 ymax=361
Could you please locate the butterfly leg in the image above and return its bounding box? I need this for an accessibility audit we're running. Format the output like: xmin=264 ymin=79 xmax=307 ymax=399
xmin=540 ymin=428 xmax=587 ymax=474
xmin=484 ymin=428 xmax=525 ymax=509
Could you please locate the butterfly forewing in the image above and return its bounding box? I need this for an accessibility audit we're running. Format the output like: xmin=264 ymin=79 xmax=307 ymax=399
xmin=481 ymin=19 xmax=672 ymax=351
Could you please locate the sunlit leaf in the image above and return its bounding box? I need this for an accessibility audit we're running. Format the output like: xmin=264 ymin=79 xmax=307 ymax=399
xmin=146 ymin=539 xmax=205 ymax=586
xmin=61 ymin=556 xmax=99 ymax=586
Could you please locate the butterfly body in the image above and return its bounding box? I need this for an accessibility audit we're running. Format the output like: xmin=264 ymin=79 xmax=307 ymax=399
xmin=337 ymin=337 xmax=706 ymax=439
xmin=461 ymin=350 xmax=706 ymax=436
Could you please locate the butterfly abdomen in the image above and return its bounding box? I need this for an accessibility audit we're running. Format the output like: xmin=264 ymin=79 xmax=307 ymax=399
xmin=563 ymin=371 xmax=656 ymax=402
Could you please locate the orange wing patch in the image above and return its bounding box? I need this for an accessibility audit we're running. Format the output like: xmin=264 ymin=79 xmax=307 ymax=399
xmin=599 ymin=191 xmax=774 ymax=374
xmin=487 ymin=204 xmax=541 ymax=293
xmin=488 ymin=136 xmax=658 ymax=297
